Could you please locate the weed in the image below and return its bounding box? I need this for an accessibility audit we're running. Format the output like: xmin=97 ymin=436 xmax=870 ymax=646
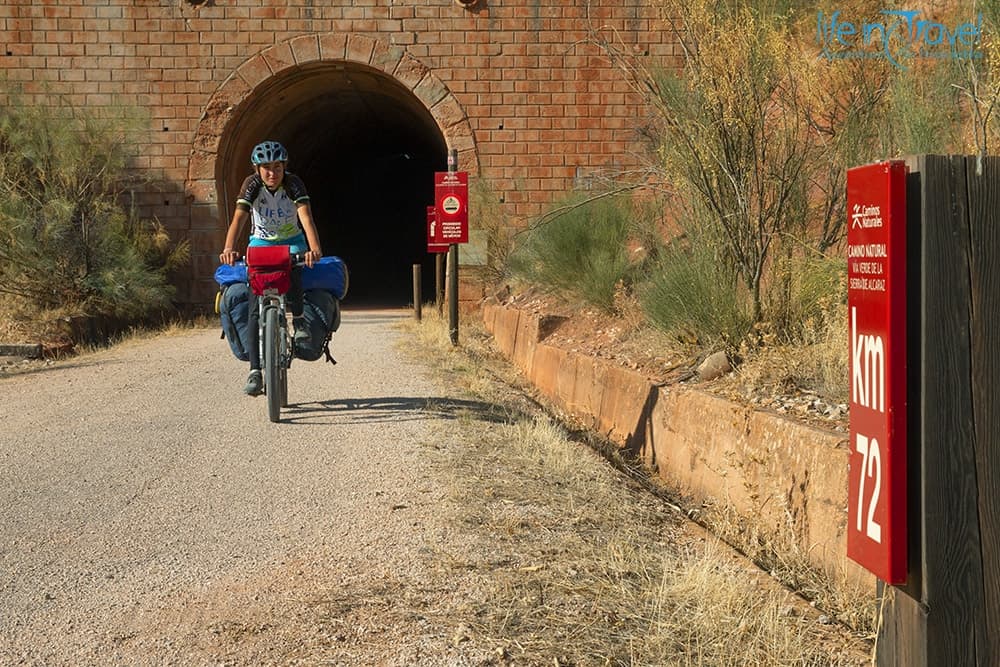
xmin=508 ymin=192 xmax=640 ymax=312
xmin=470 ymin=178 xmax=514 ymax=287
xmin=736 ymin=256 xmax=849 ymax=402
xmin=0 ymin=82 xmax=188 ymax=331
xmin=639 ymin=234 xmax=752 ymax=349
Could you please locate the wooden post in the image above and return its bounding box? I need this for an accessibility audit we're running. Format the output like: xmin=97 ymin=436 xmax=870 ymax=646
xmin=448 ymin=244 xmax=459 ymax=344
xmin=447 ymin=148 xmax=459 ymax=345
xmin=877 ymin=155 xmax=1000 ymax=666
xmin=436 ymin=253 xmax=444 ymax=316
xmin=412 ymin=264 xmax=421 ymax=321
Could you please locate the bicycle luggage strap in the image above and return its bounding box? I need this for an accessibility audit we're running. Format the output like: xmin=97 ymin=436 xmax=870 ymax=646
xmin=322 ymin=339 xmax=337 ymax=365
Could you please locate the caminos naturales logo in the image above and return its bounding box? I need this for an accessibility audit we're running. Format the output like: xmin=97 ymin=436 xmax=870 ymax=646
xmin=817 ymin=9 xmax=983 ymax=68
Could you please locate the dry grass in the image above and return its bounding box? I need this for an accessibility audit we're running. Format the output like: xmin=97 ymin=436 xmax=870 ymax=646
xmin=735 ymin=299 xmax=849 ymax=404
xmin=0 ymin=300 xmax=61 ymax=344
xmin=395 ymin=308 xmax=871 ymax=666
xmin=0 ymin=304 xmax=216 ymax=380
xmin=0 ymin=295 xmax=214 ymax=351
xmin=694 ymin=502 xmax=878 ymax=636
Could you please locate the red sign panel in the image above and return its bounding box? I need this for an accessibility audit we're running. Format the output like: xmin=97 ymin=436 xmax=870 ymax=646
xmin=846 ymin=161 xmax=908 ymax=584
xmin=434 ymin=171 xmax=469 ymax=244
xmin=426 ymin=206 xmax=448 ymax=254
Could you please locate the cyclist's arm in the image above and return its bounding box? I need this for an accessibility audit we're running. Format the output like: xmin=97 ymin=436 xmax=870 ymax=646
xmin=297 ymin=202 xmax=322 ymax=268
xmin=220 ymin=208 xmax=249 ymax=266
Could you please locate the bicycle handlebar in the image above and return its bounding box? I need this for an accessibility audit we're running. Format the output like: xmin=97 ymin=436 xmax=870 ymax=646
xmin=231 ymin=251 xmax=311 ymax=266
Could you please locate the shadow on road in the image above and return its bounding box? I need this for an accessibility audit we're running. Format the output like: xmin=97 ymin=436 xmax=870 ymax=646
xmin=0 ymin=357 xmax=116 ymax=380
xmin=280 ymin=395 xmax=514 ymax=425
xmin=337 ymin=309 xmax=410 ymax=326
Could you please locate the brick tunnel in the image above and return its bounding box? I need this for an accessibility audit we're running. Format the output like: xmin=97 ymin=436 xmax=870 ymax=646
xmin=214 ymin=61 xmax=449 ymax=306
xmin=7 ymin=3 xmax=672 ymax=308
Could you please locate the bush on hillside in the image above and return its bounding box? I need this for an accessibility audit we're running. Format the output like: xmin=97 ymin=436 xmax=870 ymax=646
xmin=0 ymin=85 xmax=188 ymax=325
xmin=508 ymin=192 xmax=647 ymax=312
xmin=639 ymin=232 xmax=751 ymax=348
xmin=470 ymin=178 xmax=513 ymax=287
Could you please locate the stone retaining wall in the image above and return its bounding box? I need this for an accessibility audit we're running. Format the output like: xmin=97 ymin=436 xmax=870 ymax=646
xmin=483 ymin=299 xmax=873 ymax=590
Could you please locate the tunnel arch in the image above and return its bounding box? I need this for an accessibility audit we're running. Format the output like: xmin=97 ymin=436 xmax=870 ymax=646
xmin=188 ymin=35 xmax=478 ymax=306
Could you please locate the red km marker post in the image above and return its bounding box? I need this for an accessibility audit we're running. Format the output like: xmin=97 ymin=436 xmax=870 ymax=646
xmin=845 ymin=160 xmax=908 ymax=585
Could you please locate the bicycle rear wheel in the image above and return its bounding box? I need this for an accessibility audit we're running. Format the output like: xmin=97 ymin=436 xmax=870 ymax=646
xmin=264 ymin=306 xmax=281 ymax=422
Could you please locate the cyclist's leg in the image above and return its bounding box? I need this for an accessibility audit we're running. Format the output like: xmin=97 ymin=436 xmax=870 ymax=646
xmin=288 ymin=267 xmax=304 ymax=317
xmin=284 ymin=235 xmax=308 ymax=338
xmin=244 ymin=292 xmax=263 ymax=395
xmin=247 ymin=292 xmax=261 ymax=370
xmin=285 ymin=234 xmax=308 ymax=318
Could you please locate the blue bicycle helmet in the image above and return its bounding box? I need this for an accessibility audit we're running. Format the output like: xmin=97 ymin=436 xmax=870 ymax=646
xmin=251 ymin=140 xmax=288 ymax=165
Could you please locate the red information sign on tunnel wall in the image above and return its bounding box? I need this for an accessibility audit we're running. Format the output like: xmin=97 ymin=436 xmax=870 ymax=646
xmin=846 ymin=160 xmax=908 ymax=584
xmin=434 ymin=171 xmax=469 ymax=244
xmin=427 ymin=206 xmax=449 ymax=254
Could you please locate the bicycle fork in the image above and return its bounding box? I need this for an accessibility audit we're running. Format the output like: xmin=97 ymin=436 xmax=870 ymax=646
xmin=258 ymin=296 xmax=292 ymax=375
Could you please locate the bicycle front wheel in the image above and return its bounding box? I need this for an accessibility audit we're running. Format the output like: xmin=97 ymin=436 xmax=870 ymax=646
xmin=264 ymin=306 xmax=281 ymax=423
xmin=279 ymin=326 xmax=289 ymax=408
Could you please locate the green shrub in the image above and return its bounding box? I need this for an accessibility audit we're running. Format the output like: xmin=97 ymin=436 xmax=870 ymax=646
xmin=508 ymin=193 xmax=637 ymax=312
xmin=766 ymin=251 xmax=846 ymax=344
xmin=639 ymin=235 xmax=751 ymax=348
xmin=0 ymin=85 xmax=188 ymax=321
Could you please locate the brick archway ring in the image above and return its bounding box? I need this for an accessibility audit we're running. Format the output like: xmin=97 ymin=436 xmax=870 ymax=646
xmin=185 ymin=33 xmax=478 ymax=213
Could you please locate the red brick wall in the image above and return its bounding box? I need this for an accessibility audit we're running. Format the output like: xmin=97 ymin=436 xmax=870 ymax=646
xmin=3 ymin=0 xmax=676 ymax=305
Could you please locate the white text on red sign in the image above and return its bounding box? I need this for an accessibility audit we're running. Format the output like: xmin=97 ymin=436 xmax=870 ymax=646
xmin=852 ymin=307 xmax=885 ymax=414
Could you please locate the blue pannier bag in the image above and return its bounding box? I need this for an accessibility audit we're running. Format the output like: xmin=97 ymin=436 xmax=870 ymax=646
xmin=297 ymin=257 xmax=347 ymax=364
xmin=214 ymin=262 xmax=248 ymax=287
xmin=301 ymin=256 xmax=349 ymax=300
xmin=218 ymin=281 xmax=252 ymax=362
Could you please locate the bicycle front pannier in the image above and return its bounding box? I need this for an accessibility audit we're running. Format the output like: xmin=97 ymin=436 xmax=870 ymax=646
xmin=218 ymin=282 xmax=252 ymax=362
xmin=294 ymin=289 xmax=340 ymax=362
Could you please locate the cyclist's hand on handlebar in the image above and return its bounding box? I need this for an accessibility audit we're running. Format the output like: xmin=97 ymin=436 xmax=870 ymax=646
xmin=304 ymin=249 xmax=322 ymax=268
xmin=219 ymin=248 xmax=239 ymax=266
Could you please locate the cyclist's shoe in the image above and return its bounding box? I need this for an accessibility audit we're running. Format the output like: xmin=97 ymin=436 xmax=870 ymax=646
xmin=244 ymin=370 xmax=263 ymax=396
xmin=293 ymin=317 xmax=310 ymax=344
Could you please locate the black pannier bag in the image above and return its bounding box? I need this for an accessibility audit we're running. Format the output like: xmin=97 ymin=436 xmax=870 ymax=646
xmin=219 ymin=282 xmax=252 ymax=362
xmin=295 ymin=289 xmax=341 ymax=363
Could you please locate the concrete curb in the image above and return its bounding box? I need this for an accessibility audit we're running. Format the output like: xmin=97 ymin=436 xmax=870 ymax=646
xmin=483 ymin=299 xmax=872 ymax=590
xmin=0 ymin=344 xmax=43 ymax=359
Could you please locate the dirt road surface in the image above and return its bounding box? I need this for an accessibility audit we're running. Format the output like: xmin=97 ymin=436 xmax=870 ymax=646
xmin=0 ymin=310 xmax=491 ymax=665
xmin=1 ymin=310 xmax=871 ymax=666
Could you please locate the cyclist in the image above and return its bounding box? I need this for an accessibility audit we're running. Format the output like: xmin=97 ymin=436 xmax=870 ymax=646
xmin=219 ymin=140 xmax=323 ymax=396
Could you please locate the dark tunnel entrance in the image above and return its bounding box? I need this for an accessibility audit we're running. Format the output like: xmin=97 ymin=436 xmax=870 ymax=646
xmin=218 ymin=61 xmax=448 ymax=307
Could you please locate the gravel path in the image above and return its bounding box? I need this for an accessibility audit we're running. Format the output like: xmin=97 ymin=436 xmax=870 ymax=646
xmin=0 ymin=310 xmax=873 ymax=666
xmin=0 ymin=310 xmax=475 ymax=665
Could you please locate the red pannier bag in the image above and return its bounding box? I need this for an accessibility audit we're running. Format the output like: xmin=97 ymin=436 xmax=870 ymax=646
xmin=246 ymin=245 xmax=292 ymax=296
